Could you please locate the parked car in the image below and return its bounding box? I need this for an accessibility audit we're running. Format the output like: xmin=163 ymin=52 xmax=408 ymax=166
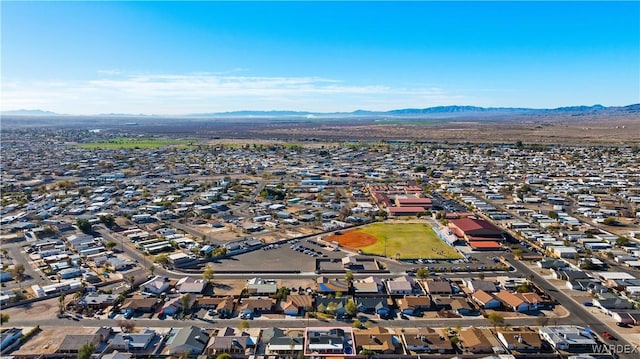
xmin=615 ymin=322 xmax=630 ymax=328
xmin=582 ymin=301 xmax=593 ymax=306
xmin=602 ymin=331 xmax=616 ymax=340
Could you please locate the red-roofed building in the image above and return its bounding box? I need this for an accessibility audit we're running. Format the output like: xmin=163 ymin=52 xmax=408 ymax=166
xmin=388 ymin=207 xmax=428 ymax=217
xmin=448 ymin=218 xmax=504 ymax=242
xmin=395 ymin=197 xmax=432 ymax=208
xmin=372 ymin=192 xmax=391 ymax=208
xmin=404 ymin=186 xmax=423 ymax=193
xmin=468 ymin=241 xmax=502 ymax=250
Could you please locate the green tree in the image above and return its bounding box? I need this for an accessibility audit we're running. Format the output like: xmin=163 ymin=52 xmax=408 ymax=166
xmin=203 ymin=264 xmax=215 ymax=283
xmin=616 ymin=237 xmax=630 ymax=246
xmin=181 ymin=294 xmax=192 ymax=313
xmin=345 ymin=298 xmax=357 ymax=317
xmin=415 ymin=165 xmax=427 ymax=173
xmin=513 ymin=248 xmax=523 ymax=259
xmin=154 ymin=254 xmax=169 ymax=265
xmin=10 ymin=264 xmax=25 ymax=289
xmin=515 ymin=140 xmax=524 ymax=150
xmin=487 ymin=312 xmax=505 ymax=331
xmin=0 ymin=313 xmax=9 ymax=324
xmin=239 ymin=320 xmax=250 ymax=330
xmin=603 ymin=217 xmax=617 ymax=226
xmin=580 ymin=258 xmax=596 ymax=270
xmin=416 ymin=267 xmax=430 ymax=279
xmin=76 ymin=218 xmax=92 ymax=234
xmin=99 ymin=215 xmax=115 ymax=228
xmin=344 ymin=270 xmax=354 ymax=284
xmin=105 ymin=240 xmax=118 ymax=251
xmin=516 ymin=283 xmax=532 ymax=293
xmin=216 ymin=354 xmax=232 ymax=359
xmin=360 ymin=349 xmax=375 ymax=358
xmin=58 ymin=293 xmax=66 ymax=314
xmin=212 ymin=247 xmax=228 ymax=257
xmin=316 ymin=303 xmax=327 ymax=313
xmin=275 ymin=287 xmax=290 ymax=301
xmin=326 ymin=302 xmax=338 ymax=315
xmin=77 ymin=342 xmax=95 ymax=359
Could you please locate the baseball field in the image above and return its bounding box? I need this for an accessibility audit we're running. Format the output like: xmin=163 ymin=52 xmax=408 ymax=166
xmin=325 ymin=222 xmax=462 ymax=259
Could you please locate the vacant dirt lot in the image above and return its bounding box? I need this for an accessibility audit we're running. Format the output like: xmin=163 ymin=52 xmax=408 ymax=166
xmin=3 ymin=297 xmax=60 ymax=321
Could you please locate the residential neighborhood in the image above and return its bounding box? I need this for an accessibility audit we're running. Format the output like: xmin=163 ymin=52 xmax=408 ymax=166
xmin=1 ymin=128 xmax=640 ymax=358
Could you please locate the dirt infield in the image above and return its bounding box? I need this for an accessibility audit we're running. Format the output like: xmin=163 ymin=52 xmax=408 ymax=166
xmin=325 ymin=230 xmax=378 ymax=249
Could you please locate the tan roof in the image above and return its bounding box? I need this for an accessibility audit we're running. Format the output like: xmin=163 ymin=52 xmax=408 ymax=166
xmin=498 ymin=329 xmax=543 ymax=349
xmin=286 ymin=294 xmax=313 ymax=309
xmin=217 ymin=297 xmax=235 ymax=312
xmin=354 ymin=327 xmax=395 ymax=353
xmin=353 ymin=281 xmax=380 ymax=293
xmin=458 ymin=327 xmax=494 ymax=353
xmin=450 ymin=298 xmax=472 ymax=310
xmin=239 ymin=298 xmax=274 ymax=311
xmin=121 ymin=297 xmax=156 ymax=310
xmin=196 ymin=296 xmax=225 ymax=306
xmin=520 ymin=292 xmax=544 ymax=304
xmin=403 ymin=331 xmax=452 ymax=352
xmin=397 ymin=295 xmax=431 ymax=310
xmin=472 ymin=290 xmax=496 ymax=305
xmin=495 ymin=290 xmax=525 ymax=309
xmin=423 ymin=280 xmax=452 ymax=294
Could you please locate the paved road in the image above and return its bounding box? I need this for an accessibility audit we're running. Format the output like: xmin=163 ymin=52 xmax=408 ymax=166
xmin=8 ymin=313 xmax=574 ymax=330
xmin=2 ymin=241 xmax=52 ymax=291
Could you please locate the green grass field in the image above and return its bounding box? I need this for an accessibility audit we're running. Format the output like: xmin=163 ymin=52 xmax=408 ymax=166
xmin=357 ymin=223 xmax=462 ymax=259
xmin=76 ymin=137 xmax=194 ymax=149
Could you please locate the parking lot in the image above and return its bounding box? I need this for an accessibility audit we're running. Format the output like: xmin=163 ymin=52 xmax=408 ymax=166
xmin=214 ymin=239 xmax=346 ymax=272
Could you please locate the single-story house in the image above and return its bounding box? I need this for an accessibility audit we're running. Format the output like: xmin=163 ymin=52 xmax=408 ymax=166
xmin=397 ymin=295 xmax=432 ymax=316
xmin=355 ymin=296 xmax=390 ymax=317
xmin=140 ymin=276 xmax=170 ymax=295
xmin=166 ymin=326 xmax=209 ymax=356
xmin=472 ymin=290 xmax=501 ymax=309
xmin=281 ymin=294 xmax=313 ymax=316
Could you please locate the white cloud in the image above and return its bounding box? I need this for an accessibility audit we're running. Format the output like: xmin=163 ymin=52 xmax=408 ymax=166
xmin=1 ymin=72 xmax=477 ymax=114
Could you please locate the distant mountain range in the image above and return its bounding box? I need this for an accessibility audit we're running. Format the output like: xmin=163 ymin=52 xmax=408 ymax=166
xmin=1 ymin=109 xmax=63 ymax=116
xmin=2 ymin=104 xmax=638 ymax=117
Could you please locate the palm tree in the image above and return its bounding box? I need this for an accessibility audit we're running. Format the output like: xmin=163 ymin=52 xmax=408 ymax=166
xmin=344 ymin=271 xmax=354 ymax=294
xmin=181 ymin=294 xmax=192 ymax=313
xmin=289 ymin=337 xmax=296 ymax=357
xmin=58 ymin=293 xmax=66 ymax=314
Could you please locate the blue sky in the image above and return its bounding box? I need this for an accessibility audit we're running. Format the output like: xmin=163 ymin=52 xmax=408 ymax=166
xmin=2 ymin=1 xmax=639 ymax=114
